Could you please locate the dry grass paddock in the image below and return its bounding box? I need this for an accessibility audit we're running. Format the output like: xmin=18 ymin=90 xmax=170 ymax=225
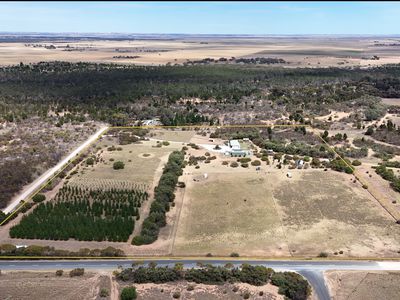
xmin=172 ymin=157 xmax=400 ymax=257
xmin=2 ymin=36 xmax=400 ymax=67
xmin=149 ymin=129 xmax=196 ymax=143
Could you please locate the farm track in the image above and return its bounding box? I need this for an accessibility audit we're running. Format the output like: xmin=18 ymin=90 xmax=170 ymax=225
xmin=128 ymin=153 xmax=171 ymax=242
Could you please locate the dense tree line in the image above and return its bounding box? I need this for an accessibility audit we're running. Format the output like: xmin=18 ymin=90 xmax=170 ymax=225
xmin=132 ymin=150 xmax=185 ymax=245
xmin=117 ymin=263 xmax=310 ymax=300
xmin=0 ymin=244 xmax=125 ymax=257
xmin=9 ymin=186 xmax=147 ymax=241
xmin=2 ymin=62 xmax=400 ymax=124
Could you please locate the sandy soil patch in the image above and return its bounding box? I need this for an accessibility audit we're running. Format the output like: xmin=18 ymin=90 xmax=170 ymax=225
xmin=381 ymin=98 xmax=400 ymax=106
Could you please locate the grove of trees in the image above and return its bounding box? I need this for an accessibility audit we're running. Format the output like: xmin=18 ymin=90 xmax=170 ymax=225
xmin=117 ymin=263 xmax=311 ymax=300
xmin=9 ymin=186 xmax=147 ymax=241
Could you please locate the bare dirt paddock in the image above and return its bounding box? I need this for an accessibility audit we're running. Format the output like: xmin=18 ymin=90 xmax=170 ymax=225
xmin=0 ymin=271 xmax=112 ymax=300
xmin=1 ymin=35 xmax=400 ymax=67
xmin=325 ymin=270 xmax=400 ymax=300
xmin=173 ymin=158 xmax=400 ymax=257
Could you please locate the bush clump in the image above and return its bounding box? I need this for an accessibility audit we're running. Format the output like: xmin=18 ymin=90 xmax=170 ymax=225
xmin=230 ymin=162 xmax=239 ymax=168
xmin=69 ymin=268 xmax=84 ymax=277
xmin=100 ymin=288 xmax=109 ymax=297
xmin=121 ymin=286 xmax=137 ymax=300
xmin=113 ymin=161 xmax=125 ymax=170
xmin=32 ymin=194 xmax=46 ymax=203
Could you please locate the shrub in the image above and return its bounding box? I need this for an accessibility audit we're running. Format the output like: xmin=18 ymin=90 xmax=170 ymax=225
xmin=86 ymin=157 xmax=95 ymax=165
xmin=172 ymin=291 xmax=181 ymax=299
xmin=243 ymin=292 xmax=250 ymax=299
xmin=205 ymin=152 xmax=210 ymax=156
xmin=121 ymin=286 xmax=137 ymax=300
xmin=222 ymin=161 xmax=229 ymax=165
xmin=352 ymin=160 xmax=362 ymax=166
xmin=162 ymin=141 xmax=170 ymax=146
xmin=113 ymin=161 xmax=125 ymax=170
xmin=238 ymin=157 xmax=251 ymax=163
xmin=32 ymin=194 xmax=46 ymax=203
xmin=317 ymin=252 xmax=328 ymax=258
xmin=177 ymin=182 xmax=186 ymax=188
xmin=241 ymin=163 xmax=249 ymax=168
xmin=187 ymin=284 xmax=195 ymax=291
xmin=69 ymin=268 xmax=84 ymax=277
xmin=230 ymin=252 xmax=240 ymax=257
xmin=55 ymin=270 xmax=63 ymax=276
xmin=100 ymin=288 xmax=109 ymax=297
xmin=251 ymin=160 xmax=261 ymax=166
xmin=230 ymin=162 xmax=239 ymax=168
xmin=232 ymin=286 xmax=239 ymax=292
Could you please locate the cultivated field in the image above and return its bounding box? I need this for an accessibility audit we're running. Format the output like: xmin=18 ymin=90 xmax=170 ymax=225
xmin=2 ymin=35 xmax=400 ymax=67
xmin=68 ymin=139 xmax=182 ymax=190
xmin=325 ymin=270 xmax=400 ymax=300
xmin=173 ymin=151 xmax=400 ymax=257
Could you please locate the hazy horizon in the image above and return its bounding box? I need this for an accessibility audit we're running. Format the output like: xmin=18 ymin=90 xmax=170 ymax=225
xmin=1 ymin=2 xmax=400 ymax=35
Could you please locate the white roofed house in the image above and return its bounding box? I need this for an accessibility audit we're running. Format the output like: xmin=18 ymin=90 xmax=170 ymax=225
xmin=229 ymin=139 xmax=241 ymax=150
xmin=226 ymin=139 xmax=251 ymax=157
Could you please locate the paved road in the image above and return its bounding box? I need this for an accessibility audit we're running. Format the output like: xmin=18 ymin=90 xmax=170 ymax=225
xmin=2 ymin=126 xmax=109 ymax=214
xmin=1 ymin=259 xmax=399 ymax=300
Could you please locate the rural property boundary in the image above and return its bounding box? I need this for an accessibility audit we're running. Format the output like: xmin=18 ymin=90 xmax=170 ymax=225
xmin=1 ymin=123 xmax=398 ymax=244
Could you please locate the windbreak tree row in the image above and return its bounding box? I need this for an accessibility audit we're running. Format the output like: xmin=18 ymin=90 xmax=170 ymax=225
xmin=132 ymin=150 xmax=185 ymax=245
xmin=9 ymin=186 xmax=148 ymax=242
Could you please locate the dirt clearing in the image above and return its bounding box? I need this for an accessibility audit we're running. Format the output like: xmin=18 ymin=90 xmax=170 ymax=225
xmin=0 ymin=271 xmax=112 ymax=300
xmin=325 ymin=270 xmax=400 ymax=300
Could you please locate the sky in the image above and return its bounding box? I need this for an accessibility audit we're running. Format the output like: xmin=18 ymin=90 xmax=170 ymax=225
xmin=0 ymin=1 xmax=399 ymax=35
